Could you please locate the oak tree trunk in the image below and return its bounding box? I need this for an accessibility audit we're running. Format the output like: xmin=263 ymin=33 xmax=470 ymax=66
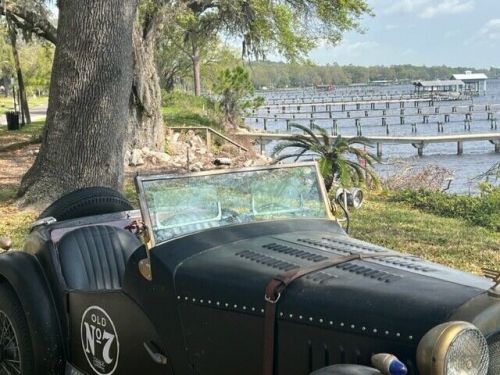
xmin=126 ymin=23 xmax=165 ymax=156
xmin=18 ymin=0 xmax=137 ymax=205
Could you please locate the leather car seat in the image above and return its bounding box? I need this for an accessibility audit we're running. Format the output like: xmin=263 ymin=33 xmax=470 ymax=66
xmin=57 ymin=225 xmax=141 ymax=290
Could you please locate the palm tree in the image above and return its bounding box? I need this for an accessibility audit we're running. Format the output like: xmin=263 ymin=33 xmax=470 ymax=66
xmin=272 ymin=123 xmax=379 ymax=191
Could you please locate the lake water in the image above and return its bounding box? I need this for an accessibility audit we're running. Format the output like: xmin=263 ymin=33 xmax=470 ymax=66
xmin=247 ymin=80 xmax=500 ymax=193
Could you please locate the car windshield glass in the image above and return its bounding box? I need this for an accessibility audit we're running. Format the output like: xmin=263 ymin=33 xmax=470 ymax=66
xmin=137 ymin=164 xmax=329 ymax=244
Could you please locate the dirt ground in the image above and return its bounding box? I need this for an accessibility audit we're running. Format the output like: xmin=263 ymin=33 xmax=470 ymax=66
xmin=0 ymin=144 xmax=38 ymax=191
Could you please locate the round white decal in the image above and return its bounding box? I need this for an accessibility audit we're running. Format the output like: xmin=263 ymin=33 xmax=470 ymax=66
xmin=80 ymin=306 xmax=119 ymax=375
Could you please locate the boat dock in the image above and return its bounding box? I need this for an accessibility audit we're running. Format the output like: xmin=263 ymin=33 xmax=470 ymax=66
xmin=235 ymin=131 xmax=500 ymax=157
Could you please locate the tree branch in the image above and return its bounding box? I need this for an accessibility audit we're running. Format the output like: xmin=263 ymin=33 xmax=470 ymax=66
xmin=0 ymin=7 xmax=57 ymax=44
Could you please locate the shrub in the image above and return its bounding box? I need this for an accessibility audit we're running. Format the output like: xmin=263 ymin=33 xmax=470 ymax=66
xmin=389 ymin=185 xmax=500 ymax=231
xmin=383 ymin=164 xmax=453 ymax=192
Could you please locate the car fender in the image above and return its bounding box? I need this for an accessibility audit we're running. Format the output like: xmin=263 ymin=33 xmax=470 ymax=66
xmin=0 ymin=251 xmax=65 ymax=374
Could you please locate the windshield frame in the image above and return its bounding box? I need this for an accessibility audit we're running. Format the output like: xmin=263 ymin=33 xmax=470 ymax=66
xmin=135 ymin=161 xmax=333 ymax=247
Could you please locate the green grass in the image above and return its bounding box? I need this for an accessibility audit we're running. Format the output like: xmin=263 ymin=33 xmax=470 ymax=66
xmin=0 ymin=96 xmax=48 ymax=112
xmin=350 ymin=194 xmax=500 ymax=274
xmin=162 ymin=91 xmax=224 ymax=132
xmin=0 ymin=120 xmax=45 ymax=151
xmin=0 ymin=187 xmax=36 ymax=250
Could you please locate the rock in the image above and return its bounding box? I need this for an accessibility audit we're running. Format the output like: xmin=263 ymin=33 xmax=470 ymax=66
xmin=213 ymin=158 xmax=232 ymax=166
xmin=190 ymin=162 xmax=204 ymax=172
xmin=253 ymin=158 xmax=270 ymax=166
xmin=172 ymin=132 xmax=180 ymax=143
xmin=195 ymin=135 xmax=205 ymax=146
xmin=0 ymin=237 xmax=12 ymax=250
xmin=219 ymin=144 xmax=240 ymax=156
xmin=195 ymin=147 xmax=207 ymax=155
xmin=154 ymin=152 xmax=172 ymax=163
xmin=129 ymin=149 xmax=144 ymax=166
xmin=244 ymin=159 xmax=254 ymax=167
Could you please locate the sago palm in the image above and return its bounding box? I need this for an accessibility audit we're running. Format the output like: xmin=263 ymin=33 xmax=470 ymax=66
xmin=272 ymin=123 xmax=379 ymax=191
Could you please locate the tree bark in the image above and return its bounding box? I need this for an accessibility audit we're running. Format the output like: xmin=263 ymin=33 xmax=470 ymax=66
xmin=192 ymin=45 xmax=201 ymax=96
xmin=126 ymin=22 xmax=165 ymax=157
xmin=18 ymin=0 xmax=138 ymax=205
xmin=7 ymin=20 xmax=31 ymax=124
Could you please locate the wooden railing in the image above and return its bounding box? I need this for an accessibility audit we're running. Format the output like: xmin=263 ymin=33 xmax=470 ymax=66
xmin=168 ymin=126 xmax=248 ymax=152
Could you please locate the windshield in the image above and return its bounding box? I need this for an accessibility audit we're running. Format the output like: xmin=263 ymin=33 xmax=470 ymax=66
xmin=136 ymin=163 xmax=330 ymax=244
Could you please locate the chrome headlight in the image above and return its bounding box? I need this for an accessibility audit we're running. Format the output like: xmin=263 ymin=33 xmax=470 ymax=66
xmin=417 ymin=321 xmax=489 ymax=375
xmin=487 ymin=332 xmax=499 ymax=375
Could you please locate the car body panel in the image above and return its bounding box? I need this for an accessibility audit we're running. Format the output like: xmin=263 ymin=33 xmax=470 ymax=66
xmin=139 ymin=218 xmax=495 ymax=374
xmin=68 ymin=290 xmax=170 ymax=375
xmin=0 ymin=251 xmax=65 ymax=373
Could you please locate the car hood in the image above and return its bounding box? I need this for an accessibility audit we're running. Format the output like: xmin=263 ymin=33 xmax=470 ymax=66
xmin=153 ymin=219 xmax=493 ymax=343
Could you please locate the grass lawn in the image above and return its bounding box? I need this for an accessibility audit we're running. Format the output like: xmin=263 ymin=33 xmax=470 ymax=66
xmin=0 ymin=188 xmax=36 ymax=249
xmin=162 ymin=92 xmax=223 ymax=131
xmin=350 ymin=194 xmax=500 ymax=274
xmin=0 ymin=96 xmax=48 ymax=112
xmin=0 ymin=120 xmax=45 ymax=151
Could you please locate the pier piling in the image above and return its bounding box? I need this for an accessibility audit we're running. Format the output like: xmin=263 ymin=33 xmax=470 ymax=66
xmin=464 ymin=119 xmax=471 ymax=131
xmin=438 ymin=122 xmax=444 ymax=133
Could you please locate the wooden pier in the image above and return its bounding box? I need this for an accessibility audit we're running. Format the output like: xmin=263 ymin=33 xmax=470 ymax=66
xmin=247 ymin=103 xmax=499 ymax=136
xmin=235 ymin=131 xmax=500 ymax=157
xmin=260 ymin=97 xmax=436 ymax=109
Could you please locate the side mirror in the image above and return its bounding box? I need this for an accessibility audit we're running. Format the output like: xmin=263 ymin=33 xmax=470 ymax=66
xmin=0 ymin=237 xmax=12 ymax=251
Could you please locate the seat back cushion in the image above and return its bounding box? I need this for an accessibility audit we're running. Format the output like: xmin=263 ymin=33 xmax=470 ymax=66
xmin=57 ymin=225 xmax=141 ymax=290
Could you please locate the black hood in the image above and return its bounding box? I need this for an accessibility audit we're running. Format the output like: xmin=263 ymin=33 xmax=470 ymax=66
xmin=153 ymin=219 xmax=491 ymax=345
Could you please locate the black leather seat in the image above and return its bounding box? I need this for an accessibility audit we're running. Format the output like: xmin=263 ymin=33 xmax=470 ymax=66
xmin=57 ymin=225 xmax=141 ymax=290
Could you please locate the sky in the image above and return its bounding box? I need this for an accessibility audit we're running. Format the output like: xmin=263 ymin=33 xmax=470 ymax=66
xmin=308 ymin=0 xmax=500 ymax=68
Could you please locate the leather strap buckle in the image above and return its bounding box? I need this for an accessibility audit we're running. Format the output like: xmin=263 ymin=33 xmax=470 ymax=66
xmin=264 ymin=292 xmax=281 ymax=304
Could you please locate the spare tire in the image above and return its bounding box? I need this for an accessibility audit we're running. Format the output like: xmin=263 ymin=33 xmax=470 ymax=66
xmin=39 ymin=186 xmax=134 ymax=221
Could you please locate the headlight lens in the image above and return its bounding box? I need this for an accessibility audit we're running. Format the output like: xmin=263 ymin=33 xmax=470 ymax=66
xmin=417 ymin=321 xmax=489 ymax=375
xmin=487 ymin=333 xmax=500 ymax=375
xmin=445 ymin=328 xmax=489 ymax=374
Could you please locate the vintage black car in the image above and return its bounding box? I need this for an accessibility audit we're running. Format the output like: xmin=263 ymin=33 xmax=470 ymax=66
xmin=0 ymin=163 xmax=498 ymax=375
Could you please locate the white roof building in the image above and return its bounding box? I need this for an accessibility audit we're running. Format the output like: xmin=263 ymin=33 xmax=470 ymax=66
xmin=451 ymin=72 xmax=488 ymax=81
xmin=451 ymin=71 xmax=488 ymax=94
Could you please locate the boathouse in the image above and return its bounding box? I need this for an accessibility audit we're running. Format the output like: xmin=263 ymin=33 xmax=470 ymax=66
xmin=413 ymin=79 xmax=464 ymax=96
xmin=451 ymin=71 xmax=487 ymax=95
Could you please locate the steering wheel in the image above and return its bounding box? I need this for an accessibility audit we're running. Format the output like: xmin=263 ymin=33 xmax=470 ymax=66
xmin=221 ymin=208 xmax=243 ymax=224
xmin=156 ymin=207 xmax=216 ymax=227
xmin=256 ymin=202 xmax=291 ymax=212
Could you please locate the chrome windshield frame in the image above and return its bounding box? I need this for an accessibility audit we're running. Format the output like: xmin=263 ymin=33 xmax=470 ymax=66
xmin=135 ymin=161 xmax=334 ymax=248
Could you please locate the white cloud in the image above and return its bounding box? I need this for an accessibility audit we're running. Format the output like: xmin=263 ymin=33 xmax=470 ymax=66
xmin=385 ymin=0 xmax=475 ymax=18
xmin=464 ymin=18 xmax=500 ymax=45
xmin=421 ymin=0 xmax=475 ymax=18
xmin=478 ymin=18 xmax=500 ymax=41
xmin=335 ymin=41 xmax=380 ymax=57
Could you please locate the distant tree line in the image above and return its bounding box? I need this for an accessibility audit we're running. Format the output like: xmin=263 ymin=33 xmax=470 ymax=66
xmin=247 ymin=61 xmax=500 ymax=89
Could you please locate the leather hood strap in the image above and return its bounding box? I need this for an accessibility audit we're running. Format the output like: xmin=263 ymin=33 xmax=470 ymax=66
xmin=262 ymin=251 xmax=398 ymax=375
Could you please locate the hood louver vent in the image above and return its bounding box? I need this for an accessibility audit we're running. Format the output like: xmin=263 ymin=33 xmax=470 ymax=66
xmin=236 ymin=250 xmax=298 ymax=271
xmin=335 ymin=262 xmax=401 ymax=283
xmin=298 ymin=237 xmax=435 ymax=272
xmin=262 ymin=243 xmax=328 ymax=262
